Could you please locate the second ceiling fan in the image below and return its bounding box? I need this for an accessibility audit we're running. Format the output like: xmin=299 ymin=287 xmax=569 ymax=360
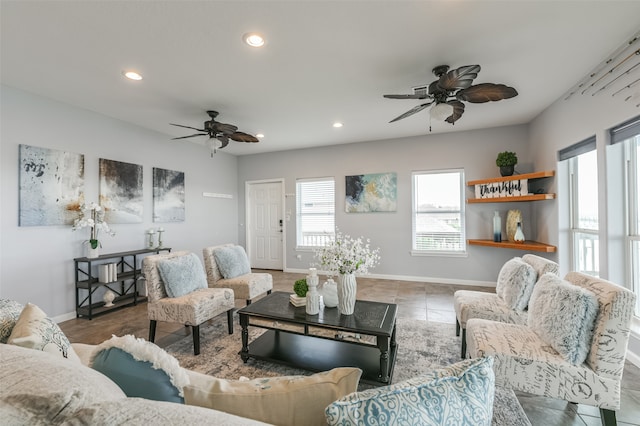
xmin=384 ymin=64 xmax=518 ymax=128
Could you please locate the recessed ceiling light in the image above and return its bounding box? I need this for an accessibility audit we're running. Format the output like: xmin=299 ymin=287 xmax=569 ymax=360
xmin=333 ymin=122 xmax=343 ymax=128
xmin=243 ymin=32 xmax=265 ymax=47
xmin=256 ymin=133 xmax=265 ymax=138
xmin=123 ymin=70 xmax=143 ymax=81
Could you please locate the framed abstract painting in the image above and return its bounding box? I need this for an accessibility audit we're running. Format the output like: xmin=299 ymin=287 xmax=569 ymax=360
xmin=99 ymin=158 xmax=143 ymax=223
xmin=153 ymin=167 xmax=185 ymax=222
xmin=345 ymin=172 xmax=397 ymax=213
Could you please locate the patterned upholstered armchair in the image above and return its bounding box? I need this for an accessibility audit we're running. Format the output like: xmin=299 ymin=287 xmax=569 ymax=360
xmin=203 ymin=244 xmax=272 ymax=306
xmin=453 ymin=254 xmax=558 ymax=357
xmin=142 ymin=251 xmax=235 ymax=355
xmin=466 ymin=272 xmax=636 ymax=426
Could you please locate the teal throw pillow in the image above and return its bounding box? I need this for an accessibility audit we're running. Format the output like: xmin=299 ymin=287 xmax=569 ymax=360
xmin=213 ymin=245 xmax=251 ymax=279
xmin=325 ymin=357 xmax=495 ymax=426
xmin=90 ymin=335 xmax=190 ymax=403
xmin=157 ymin=253 xmax=207 ymax=298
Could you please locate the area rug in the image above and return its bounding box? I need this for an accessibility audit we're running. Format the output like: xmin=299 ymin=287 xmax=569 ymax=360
xmin=165 ymin=316 xmax=531 ymax=426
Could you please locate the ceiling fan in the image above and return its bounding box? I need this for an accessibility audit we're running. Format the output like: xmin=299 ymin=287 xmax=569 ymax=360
xmin=384 ymin=65 xmax=518 ymax=129
xmin=170 ymin=110 xmax=259 ymax=156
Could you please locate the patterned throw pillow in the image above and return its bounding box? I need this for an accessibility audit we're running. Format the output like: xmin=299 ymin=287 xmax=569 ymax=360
xmin=7 ymin=303 xmax=80 ymax=362
xmin=0 ymin=299 xmax=24 ymax=343
xmin=325 ymin=357 xmax=495 ymax=426
xmin=91 ymin=335 xmax=190 ymax=403
xmin=213 ymin=245 xmax=251 ymax=279
xmin=528 ymin=273 xmax=599 ymax=365
xmin=495 ymin=257 xmax=537 ymax=311
xmin=157 ymin=253 xmax=208 ymax=298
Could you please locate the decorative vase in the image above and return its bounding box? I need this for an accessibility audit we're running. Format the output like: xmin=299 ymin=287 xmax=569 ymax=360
xmin=514 ymin=222 xmax=526 ymax=243
xmin=337 ymin=273 xmax=357 ymax=315
xmin=506 ymin=209 xmax=522 ymax=242
xmin=306 ymin=270 xmax=320 ymax=315
xmin=321 ymin=278 xmax=338 ymax=308
xmin=499 ymin=165 xmax=515 ymax=177
xmin=103 ymin=289 xmax=115 ymax=307
xmin=492 ymin=211 xmax=502 ymax=242
xmin=87 ymin=246 xmax=100 ymax=259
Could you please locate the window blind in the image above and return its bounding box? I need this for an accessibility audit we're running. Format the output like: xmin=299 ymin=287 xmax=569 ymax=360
xmin=558 ymin=136 xmax=596 ymax=161
xmin=610 ymin=115 xmax=640 ymax=144
xmin=296 ymin=178 xmax=335 ymax=247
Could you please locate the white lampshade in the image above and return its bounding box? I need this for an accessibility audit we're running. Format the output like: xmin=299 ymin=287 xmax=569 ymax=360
xmin=430 ymin=103 xmax=454 ymax=121
xmin=206 ymin=138 xmax=223 ymax=157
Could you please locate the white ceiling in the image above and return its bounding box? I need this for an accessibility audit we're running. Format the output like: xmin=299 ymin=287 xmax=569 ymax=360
xmin=2 ymin=1 xmax=640 ymax=155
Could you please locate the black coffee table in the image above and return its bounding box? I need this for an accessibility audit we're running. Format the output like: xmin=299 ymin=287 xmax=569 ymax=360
xmin=238 ymin=291 xmax=398 ymax=385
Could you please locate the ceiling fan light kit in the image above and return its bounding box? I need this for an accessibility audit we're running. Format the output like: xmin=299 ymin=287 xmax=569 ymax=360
xmin=384 ymin=64 xmax=518 ymax=129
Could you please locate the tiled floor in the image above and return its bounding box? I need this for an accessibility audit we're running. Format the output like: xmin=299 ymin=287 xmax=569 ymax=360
xmin=60 ymin=270 xmax=640 ymax=426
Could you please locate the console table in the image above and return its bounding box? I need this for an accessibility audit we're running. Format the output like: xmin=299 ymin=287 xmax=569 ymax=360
xmin=74 ymin=248 xmax=170 ymax=319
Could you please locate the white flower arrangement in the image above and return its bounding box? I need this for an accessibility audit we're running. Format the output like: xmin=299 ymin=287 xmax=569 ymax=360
xmin=314 ymin=230 xmax=380 ymax=276
xmin=72 ymin=202 xmax=115 ymax=249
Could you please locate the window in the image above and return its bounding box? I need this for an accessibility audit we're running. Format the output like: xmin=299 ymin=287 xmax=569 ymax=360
xmin=412 ymin=169 xmax=465 ymax=254
xmin=568 ymin=147 xmax=599 ymax=276
xmin=611 ymin=116 xmax=640 ymax=317
xmin=296 ymin=178 xmax=335 ymax=248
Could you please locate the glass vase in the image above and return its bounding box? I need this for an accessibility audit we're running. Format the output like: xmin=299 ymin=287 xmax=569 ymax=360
xmin=493 ymin=211 xmax=502 ymax=242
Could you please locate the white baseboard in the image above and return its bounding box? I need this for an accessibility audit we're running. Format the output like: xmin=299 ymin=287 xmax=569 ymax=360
xmin=283 ymin=268 xmax=496 ymax=288
xmin=627 ymin=349 xmax=640 ymax=368
xmin=53 ymin=311 xmax=77 ymax=324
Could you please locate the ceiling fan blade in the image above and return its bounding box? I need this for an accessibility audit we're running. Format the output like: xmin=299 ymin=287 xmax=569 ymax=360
xmin=230 ymin=132 xmax=259 ymax=143
xmin=383 ymin=94 xmax=428 ymax=100
xmin=444 ymin=100 xmax=465 ymax=124
xmin=211 ymin=122 xmax=238 ymax=136
xmin=456 ymin=83 xmax=518 ymax=103
xmin=171 ymin=133 xmax=207 ymax=140
xmin=389 ymin=102 xmax=433 ymax=123
xmin=170 ymin=123 xmax=206 ymax=132
xmin=216 ymin=135 xmax=230 ymax=149
xmin=437 ymin=65 xmax=481 ymax=91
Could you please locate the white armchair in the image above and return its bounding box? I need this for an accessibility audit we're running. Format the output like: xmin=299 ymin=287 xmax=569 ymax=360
xmin=453 ymin=254 xmax=558 ymax=357
xmin=203 ymin=244 xmax=272 ymax=306
xmin=142 ymin=251 xmax=235 ymax=355
xmin=466 ymin=272 xmax=636 ymax=426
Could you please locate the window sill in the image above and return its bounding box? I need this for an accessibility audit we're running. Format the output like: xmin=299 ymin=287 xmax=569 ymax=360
xmin=410 ymin=250 xmax=468 ymax=258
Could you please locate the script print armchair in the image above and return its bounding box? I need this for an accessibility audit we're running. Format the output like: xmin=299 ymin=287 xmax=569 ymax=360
xmin=466 ymin=272 xmax=636 ymax=426
xmin=453 ymin=253 xmax=558 ymax=358
xmin=203 ymin=244 xmax=272 ymax=306
xmin=142 ymin=251 xmax=235 ymax=355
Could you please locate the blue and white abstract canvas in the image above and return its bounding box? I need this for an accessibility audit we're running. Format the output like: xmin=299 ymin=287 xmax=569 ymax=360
xmin=345 ymin=172 xmax=397 ymax=213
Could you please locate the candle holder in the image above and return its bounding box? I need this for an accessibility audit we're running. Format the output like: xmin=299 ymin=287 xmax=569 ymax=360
xmin=147 ymin=229 xmax=155 ymax=249
xmin=157 ymin=228 xmax=165 ymax=249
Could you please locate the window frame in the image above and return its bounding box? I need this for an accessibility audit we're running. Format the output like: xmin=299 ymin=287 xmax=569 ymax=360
xmin=295 ymin=177 xmax=335 ymax=250
xmin=411 ymin=168 xmax=466 ymax=257
xmin=624 ymin=136 xmax=640 ymax=317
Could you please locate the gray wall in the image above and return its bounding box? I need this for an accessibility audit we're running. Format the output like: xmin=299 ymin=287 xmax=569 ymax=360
xmin=237 ymin=125 xmax=545 ymax=284
xmin=0 ymin=86 xmax=240 ymax=319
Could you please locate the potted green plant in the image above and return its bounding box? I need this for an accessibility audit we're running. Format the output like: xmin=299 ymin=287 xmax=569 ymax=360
xmin=496 ymin=151 xmax=518 ymax=176
xmin=293 ymin=278 xmax=308 ymax=297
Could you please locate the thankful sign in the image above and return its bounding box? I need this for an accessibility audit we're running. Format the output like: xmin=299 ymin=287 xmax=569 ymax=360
xmin=475 ymin=179 xmax=529 ymax=199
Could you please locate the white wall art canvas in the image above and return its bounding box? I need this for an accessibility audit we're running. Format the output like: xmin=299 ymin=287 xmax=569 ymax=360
xmin=153 ymin=167 xmax=185 ymax=222
xmin=99 ymin=158 xmax=143 ymax=223
xmin=345 ymin=172 xmax=397 ymax=213
xmin=19 ymin=144 xmax=85 ymax=226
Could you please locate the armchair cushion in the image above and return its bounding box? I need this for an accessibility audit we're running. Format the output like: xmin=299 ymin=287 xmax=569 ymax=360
xmin=0 ymin=298 xmax=23 ymax=343
xmin=90 ymin=335 xmax=190 ymax=403
xmin=495 ymin=257 xmax=537 ymax=311
xmin=325 ymin=357 xmax=495 ymax=426
xmin=213 ymin=245 xmax=251 ymax=279
xmin=528 ymin=273 xmax=599 ymax=365
xmin=157 ymin=253 xmax=207 ymax=298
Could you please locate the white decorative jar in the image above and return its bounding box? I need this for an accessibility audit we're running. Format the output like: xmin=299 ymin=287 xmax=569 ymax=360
xmin=337 ymin=273 xmax=357 ymax=315
xmin=305 ymin=269 xmax=320 ymax=315
xmin=87 ymin=246 xmax=100 ymax=259
xmin=321 ymin=278 xmax=338 ymax=308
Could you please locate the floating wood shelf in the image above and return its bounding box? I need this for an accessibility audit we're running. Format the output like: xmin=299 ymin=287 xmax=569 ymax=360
xmin=468 ymin=239 xmax=557 ymax=253
xmin=467 ymin=170 xmax=554 ymax=186
xmin=467 ymin=193 xmax=556 ymax=203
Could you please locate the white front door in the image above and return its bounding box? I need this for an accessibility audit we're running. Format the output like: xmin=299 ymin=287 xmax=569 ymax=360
xmin=247 ymin=180 xmax=284 ymax=270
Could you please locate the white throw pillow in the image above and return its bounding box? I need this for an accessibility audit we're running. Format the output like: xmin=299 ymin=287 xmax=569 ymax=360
xmin=528 ymin=273 xmax=599 ymax=365
xmin=7 ymin=302 xmax=81 ymax=362
xmin=495 ymin=257 xmax=537 ymax=311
